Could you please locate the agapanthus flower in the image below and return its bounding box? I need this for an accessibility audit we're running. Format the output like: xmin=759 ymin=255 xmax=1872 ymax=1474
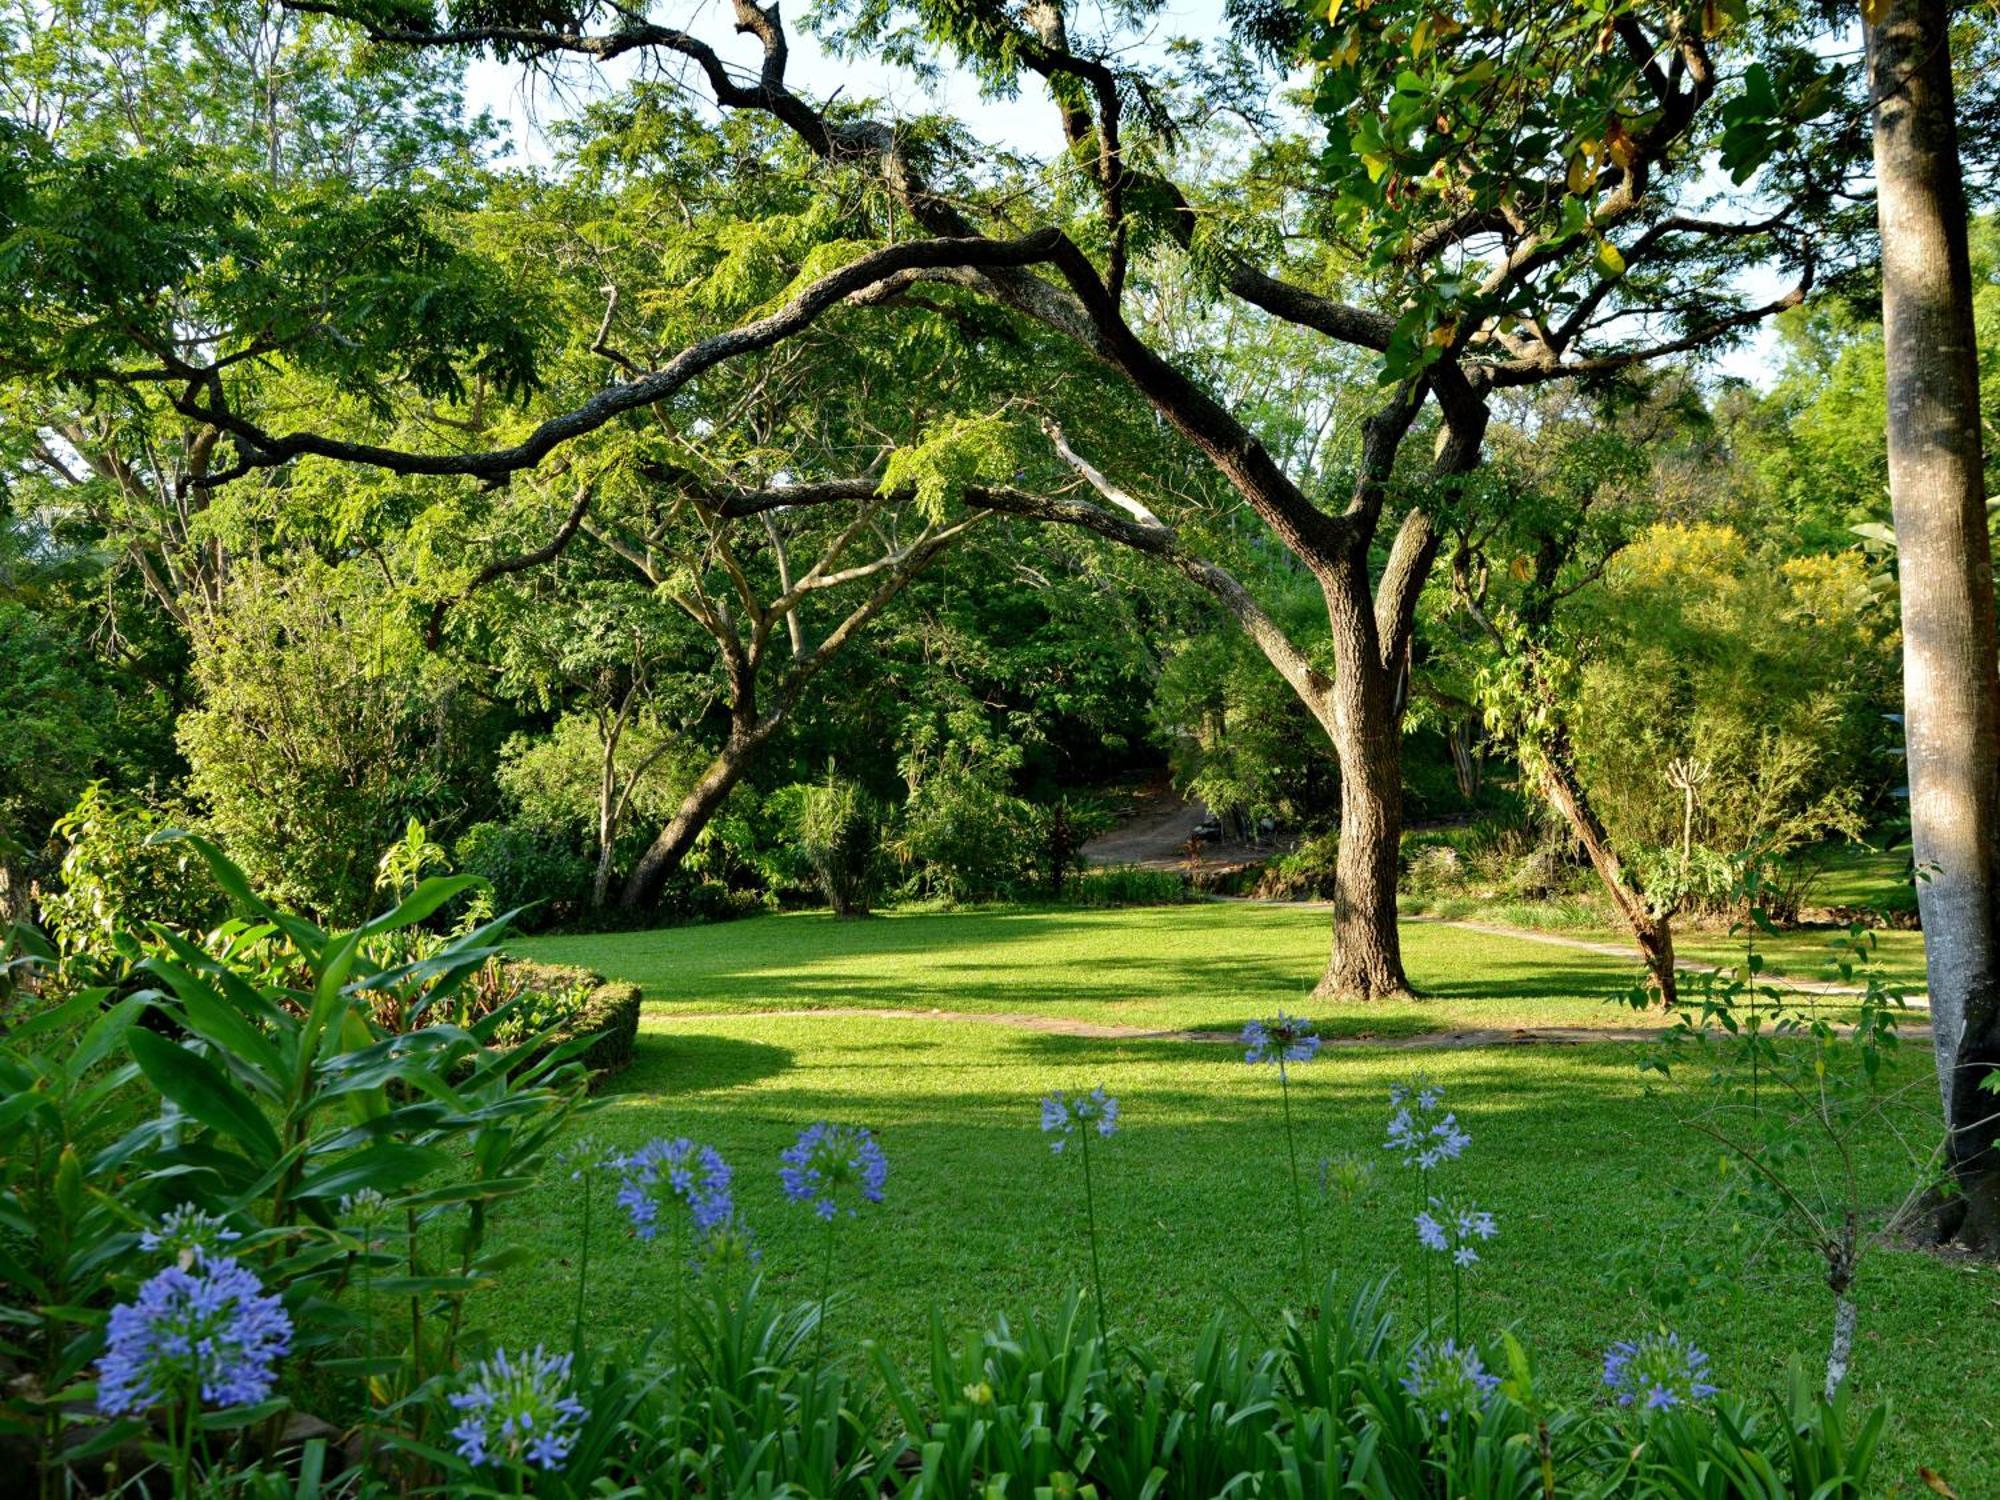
xmin=1384 ymin=1078 xmax=1471 ymax=1169
xmin=97 ymin=1257 xmax=292 ymax=1415
xmin=613 ymin=1138 xmax=733 ymax=1242
xmin=1413 ymin=1194 xmax=1498 ymax=1266
xmin=446 ymin=1346 xmax=588 ymax=1470
xmin=555 ymin=1133 xmax=616 ymax=1183
xmin=1401 ymin=1339 xmax=1500 ymax=1423
xmin=698 ymin=1211 xmax=763 ymax=1278
xmin=1242 ymin=1011 xmax=1321 ymax=1066
xmin=1602 ymin=1331 xmax=1719 ymax=1411
xmin=138 ymin=1203 xmax=242 ymax=1269
xmin=1040 ymin=1087 xmax=1120 ymax=1153
xmin=779 ymin=1122 xmax=888 ymax=1221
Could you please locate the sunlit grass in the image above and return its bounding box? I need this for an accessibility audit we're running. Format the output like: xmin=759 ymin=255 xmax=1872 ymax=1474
xmin=481 ymin=1010 xmax=1994 ymax=1492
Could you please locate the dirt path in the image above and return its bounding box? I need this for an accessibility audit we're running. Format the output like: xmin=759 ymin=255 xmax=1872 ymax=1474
xmin=1081 ymin=777 xmax=1288 ymax=870
xmin=659 ymin=1006 xmax=1931 ymax=1049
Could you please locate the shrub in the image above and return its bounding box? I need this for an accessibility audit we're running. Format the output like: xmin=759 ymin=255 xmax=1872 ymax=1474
xmin=499 ymin=960 xmax=643 ymax=1080
xmin=455 ymin=820 xmax=594 ymax=930
xmin=1067 ymin=865 xmax=1191 ymax=907
xmin=36 ymin=784 xmax=224 ymax=988
xmin=1255 ymin=829 xmax=1341 ymax=900
xmin=791 ymin=771 xmax=883 ymax=917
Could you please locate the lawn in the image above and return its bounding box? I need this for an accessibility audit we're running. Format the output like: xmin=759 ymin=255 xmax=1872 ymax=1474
xmin=519 ymin=903 xmax=1657 ymax=1038
xmin=499 ymin=907 xmax=1995 ymax=1493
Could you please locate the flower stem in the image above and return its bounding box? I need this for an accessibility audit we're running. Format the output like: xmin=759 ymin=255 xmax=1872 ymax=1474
xmin=176 ymin=1385 xmax=197 ymax=1500
xmin=573 ymin=1171 xmax=592 ymax=1364
xmin=813 ymin=1211 xmax=839 ymax=1371
xmin=1278 ymin=1061 xmax=1310 ymax=1293
xmin=1451 ymin=1257 xmax=1462 ymax=1346
xmin=1079 ymin=1128 xmax=1109 ymax=1335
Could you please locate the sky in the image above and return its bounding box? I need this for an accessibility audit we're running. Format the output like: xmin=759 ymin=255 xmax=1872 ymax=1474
xmin=462 ymin=0 xmax=1786 ymax=391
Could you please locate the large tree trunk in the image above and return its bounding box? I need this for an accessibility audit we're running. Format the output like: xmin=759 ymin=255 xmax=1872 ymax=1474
xmin=1867 ymin=0 xmax=2000 ymax=1250
xmin=1318 ymin=689 xmax=1411 ymax=999
xmin=619 ymin=723 xmax=775 ymax=911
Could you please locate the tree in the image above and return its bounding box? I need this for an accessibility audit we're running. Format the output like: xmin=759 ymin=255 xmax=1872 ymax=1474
xmin=1863 ymin=0 xmax=2000 ymax=1250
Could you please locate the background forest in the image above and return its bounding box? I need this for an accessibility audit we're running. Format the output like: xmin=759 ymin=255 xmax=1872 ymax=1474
xmin=1 ymin=0 xmax=1972 ymax=944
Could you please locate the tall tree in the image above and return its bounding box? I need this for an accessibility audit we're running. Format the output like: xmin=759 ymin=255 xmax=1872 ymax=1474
xmin=1863 ymin=0 xmax=2000 ymax=1249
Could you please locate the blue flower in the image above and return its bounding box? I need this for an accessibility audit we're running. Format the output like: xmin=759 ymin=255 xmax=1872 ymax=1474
xmin=1602 ymin=1331 xmax=1719 ymax=1411
xmin=137 ymin=1203 xmax=242 ymax=1269
xmin=1401 ymin=1339 xmax=1500 ymax=1423
xmin=446 ymin=1346 xmax=587 ymax=1471
xmin=1242 ymin=1011 xmax=1321 ymax=1066
xmin=612 ymin=1138 xmax=733 ymax=1243
xmin=1040 ymin=1088 xmax=1120 ymax=1153
xmin=97 ymin=1257 xmax=292 ymax=1416
xmin=780 ymin=1122 xmax=888 ymax=1221
xmin=1384 ymin=1077 xmax=1471 ymax=1169
xmin=1413 ymin=1194 xmax=1498 ymax=1266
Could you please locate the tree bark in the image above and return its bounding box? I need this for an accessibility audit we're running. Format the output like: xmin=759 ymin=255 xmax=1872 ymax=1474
xmin=1866 ymin=0 xmax=2000 ymax=1251
xmin=620 ymin=721 xmax=776 ymax=910
xmin=1538 ymin=723 xmax=1679 ymax=1007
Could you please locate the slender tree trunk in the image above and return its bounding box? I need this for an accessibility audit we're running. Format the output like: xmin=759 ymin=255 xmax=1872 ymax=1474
xmin=1867 ymin=0 xmax=2000 ymax=1250
xmin=1538 ymin=724 xmax=1679 ymax=1007
xmin=620 ymin=722 xmax=776 ymax=911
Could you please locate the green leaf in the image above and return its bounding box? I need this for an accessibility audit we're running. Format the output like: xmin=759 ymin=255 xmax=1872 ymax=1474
xmin=293 ymin=1144 xmax=450 ymax=1201
xmin=127 ymin=1027 xmax=282 ymax=1164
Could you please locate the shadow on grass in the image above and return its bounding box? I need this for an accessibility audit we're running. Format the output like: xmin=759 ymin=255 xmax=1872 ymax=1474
xmin=613 ymin=1033 xmax=795 ymax=1097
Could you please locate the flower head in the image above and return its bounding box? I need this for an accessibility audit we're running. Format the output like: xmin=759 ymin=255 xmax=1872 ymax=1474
xmin=446 ymin=1346 xmax=588 ymax=1471
xmin=613 ymin=1138 xmax=733 ymax=1243
xmin=97 ymin=1258 xmax=292 ymax=1415
xmin=697 ymin=1210 xmax=763 ymax=1278
xmin=1602 ymin=1331 xmax=1718 ymax=1411
xmin=1040 ymin=1087 xmax=1120 ymax=1153
xmin=1413 ymin=1194 xmax=1498 ymax=1267
xmin=1242 ymin=1011 xmax=1321 ymax=1067
xmin=556 ymin=1133 xmax=616 ymax=1183
xmin=779 ymin=1122 xmax=887 ymax=1221
xmin=1401 ymin=1338 xmax=1500 ymax=1423
xmin=137 ymin=1203 xmax=242 ymax=1270
xmin=1384 ymin=1077 xmax=1471 ymax=1169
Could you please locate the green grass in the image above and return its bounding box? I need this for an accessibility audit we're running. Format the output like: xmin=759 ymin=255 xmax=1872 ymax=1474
xmin=479 ymin=1011 xmax=1996 ymax=1492
xmin=519 ymin=904 xmax=1658 ymax=1039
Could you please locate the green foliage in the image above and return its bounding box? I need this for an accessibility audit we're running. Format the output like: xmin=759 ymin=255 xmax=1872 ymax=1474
xmin=892 ymin=714 xmax=1039 ymax=902
xmin=454 ymin=821 xmax=594 ymax=930
xmin=1567 ymin=524 xmax=1894 ymax=861
xmin=1 ymin=837 xmax=593 ymax=1484
xmin=35 ymin=784 xmax=223 ymax=988
xmin=177 ymin=562 xmax=462 ymax=923
xmin=791 ymin=769 xmax=884 ymax=918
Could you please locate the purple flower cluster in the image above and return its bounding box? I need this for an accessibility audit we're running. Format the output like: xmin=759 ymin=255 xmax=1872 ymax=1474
xmin=1602 ymin=1331 xmax=1719 ymax=1411
xmin=1384 ymin=1079 xmax=1471 ymax=1169
xmin=447 ymin=1346 xmax=588 ymax=1470
xmin=97 ymin=1257 xmax=293 ymax=1415
xmin=138 ymin=1203 xmax=241 ymax=1268
xmin=1242 ymin=1011 xmax=1321 ymax=1067
xmin=613 ymin=1138 xmax=733 ymax=1242
xmin=1414 ymin=1195 xmax=1499 ymax=1267
xmin=780 ymin=1122 xmax=888 ymax=1221
xmin=1040 ymin=1087 xmax=1120 ymax=1153
xmin=1401 ymin=1338 xmax=1500 ymax=1423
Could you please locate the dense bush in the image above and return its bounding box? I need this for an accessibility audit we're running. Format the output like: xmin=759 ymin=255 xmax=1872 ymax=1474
xmin=499 ymin=959 xmax=643 ymax=1079
xmin=35 ymin=784 xmax=224 ymax=988
xmin=1067 ymin=864 xmax=1191 ymax=907
xmin=790 ymin=771 xmax=884 ymax=917
xmin=454 ymin=820 xmax=595 ymax=930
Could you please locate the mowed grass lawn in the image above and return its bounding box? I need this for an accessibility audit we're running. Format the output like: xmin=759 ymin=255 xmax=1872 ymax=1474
xmin=501 ymin=907 xmax=1994 ymax=1491
xmin=520 ymin=903 xmax=1661 ymax=1037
